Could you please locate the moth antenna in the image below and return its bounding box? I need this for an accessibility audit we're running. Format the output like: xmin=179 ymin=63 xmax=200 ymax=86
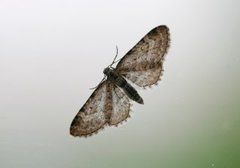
xmin=109 ymin=45 xmax=118 ymax=66
xmin=110 ymin=45 xmax=121 ymax=67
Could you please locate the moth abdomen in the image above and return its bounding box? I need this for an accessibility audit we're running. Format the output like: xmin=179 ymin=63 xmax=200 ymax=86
xmin=104 ymin=67 xmax=144 ymax=104
xmin=121 ymin=82 xmax=144 ymax=104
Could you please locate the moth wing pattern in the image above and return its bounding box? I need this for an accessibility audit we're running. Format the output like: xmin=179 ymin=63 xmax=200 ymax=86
xmin=70 ymin=80 xmax=131 ymax=136
xmin=109 ymin=83 xmax=131 ymax=125
xmin=116 ymin=25 xmax=170 ymax=87
xmin=70 ymin=80 xmax=112 ymax=137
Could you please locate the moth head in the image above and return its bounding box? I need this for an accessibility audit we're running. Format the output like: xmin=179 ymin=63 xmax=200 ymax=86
xmin=103 ymin=67 xmax=111 ymax=76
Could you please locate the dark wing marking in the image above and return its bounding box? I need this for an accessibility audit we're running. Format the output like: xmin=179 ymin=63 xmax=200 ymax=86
xmin=109 ymin=84 xmax=131 ymax=125
xmin=121 ymin=64 xmax=164 ymax=87
xmin=116 ymin=25 xmax=170 ymax=87
xmin=70 ymin=80 xmax=112 ymax=137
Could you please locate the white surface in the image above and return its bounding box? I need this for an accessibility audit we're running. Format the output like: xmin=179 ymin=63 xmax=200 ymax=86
xmin=0 ymin=1 xmax=240 ymax=168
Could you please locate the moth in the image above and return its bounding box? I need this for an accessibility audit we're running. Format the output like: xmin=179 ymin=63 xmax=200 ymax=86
xmin=70 ymin=25 xmax=170 ymax=137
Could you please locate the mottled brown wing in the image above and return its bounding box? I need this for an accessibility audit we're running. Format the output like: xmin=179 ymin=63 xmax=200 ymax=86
xmin=70 ymin=80 xmax=112 ymax=137
xmin=109 ymin=83 xmax=131 ymax=125
xmin=116 ymin=25 xmax=170 ymax=87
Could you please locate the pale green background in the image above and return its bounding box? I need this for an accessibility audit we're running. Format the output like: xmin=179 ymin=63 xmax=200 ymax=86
xmin=0 ymin=0 xmax=239 ymax=168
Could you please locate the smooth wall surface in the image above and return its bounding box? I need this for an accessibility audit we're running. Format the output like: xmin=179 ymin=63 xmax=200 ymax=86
xmin=1 ymin=1 xmax=240 ymax=168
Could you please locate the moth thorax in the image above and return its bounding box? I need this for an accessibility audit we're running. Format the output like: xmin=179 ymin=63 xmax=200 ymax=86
xmin=103 ymin=67 xmax=112 ymax=76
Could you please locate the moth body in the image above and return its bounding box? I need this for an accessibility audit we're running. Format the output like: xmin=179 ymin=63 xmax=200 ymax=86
xmin=104 ymin=67 xmax=144 ymax=104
